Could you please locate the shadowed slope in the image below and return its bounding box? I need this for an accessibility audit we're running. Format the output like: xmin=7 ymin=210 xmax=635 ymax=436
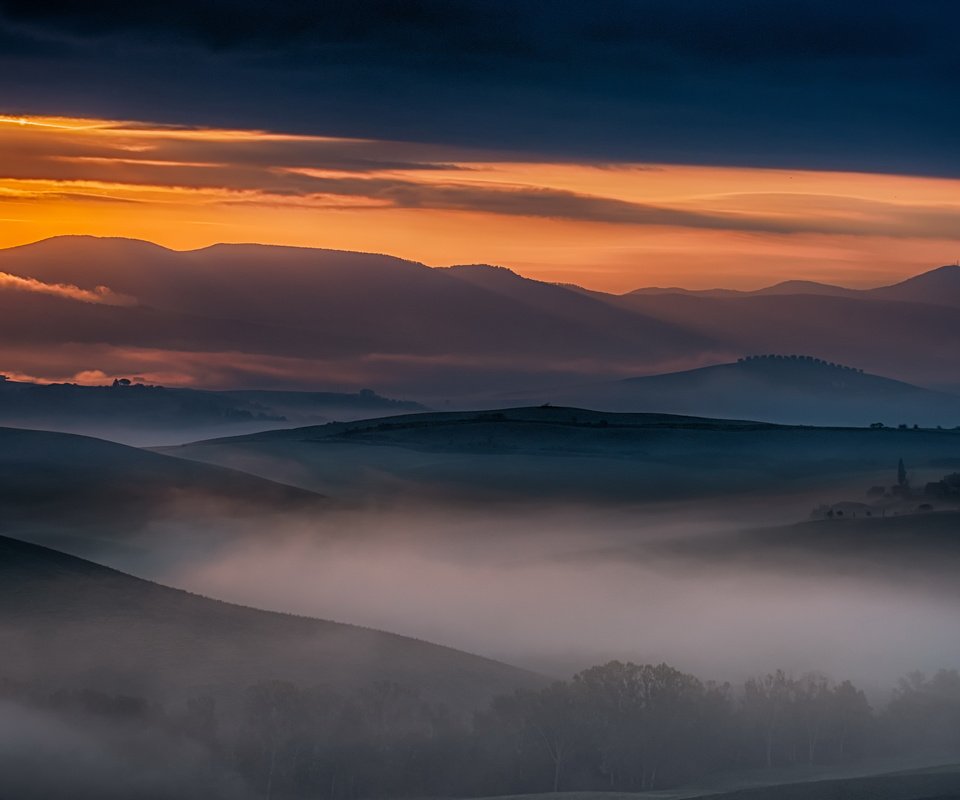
xmin=869 ymin=265 xmax=960 ymax=307
xmin=0 ymin=426 xmax=325 ymax=554
xmin=0 ymin=534 xmax=542 ymax=709
xmin=161 ymin=407 xmax=960 ymax=504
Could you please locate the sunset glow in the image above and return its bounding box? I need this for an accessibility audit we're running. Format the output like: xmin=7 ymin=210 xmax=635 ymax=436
xmin=2 ymin=115 xmax=958 ymax=292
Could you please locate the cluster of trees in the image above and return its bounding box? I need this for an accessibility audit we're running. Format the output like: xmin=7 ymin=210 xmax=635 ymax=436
xmin=925 ymin=472 xmax=960 ymax=500
xmin=5 ymin=663 xmax=960 ymax=799
xmin=738 ymin=354 xmax=864 ymax=372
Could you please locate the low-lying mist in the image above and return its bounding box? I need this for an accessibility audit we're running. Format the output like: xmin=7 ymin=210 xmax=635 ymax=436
xmin=123 ymin=501 xmax=960 ymax=690
xmin=0 ymin=698 xmax=248 ymax=800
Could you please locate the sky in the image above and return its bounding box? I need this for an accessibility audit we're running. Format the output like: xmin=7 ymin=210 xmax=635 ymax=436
xmin=0 ymin=1 xmax=958 ymax=290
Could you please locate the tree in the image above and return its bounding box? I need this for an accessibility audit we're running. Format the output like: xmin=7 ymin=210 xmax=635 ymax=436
xmin=829 ymin=681 xmax=872 ymax=761
xmin=573 ymin=661 xmax=718 ymax=790
xmin=742 ymin=670 xmax=793 ymax=768
xmin=241 ymin=681 xmax=308 ymax=800
xmin=884 ymin=670 xmax=960 ymax=756
xmin=793 ymin=673 xmax=832 ymax=764
xmin=529 ymin=682 xmax=583 ymax=792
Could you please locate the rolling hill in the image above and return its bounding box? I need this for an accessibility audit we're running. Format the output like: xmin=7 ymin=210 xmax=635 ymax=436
xmin=0 ymin=426 xmax=325 ymax=556
xmin=520 ymin=356 xmax=960 ymax=427
xmin=160 ymin=407 xmax=960 ymax=505
xmin=0 ymin=533 xmax=541 ymax=709
xmin=608 ymin=291 xmax=960 ymax=390
xmin=0 ymin=377 xmax=425 ymax=445
xmin=626 ymin=510 xmax=960 ymax=597
xmin=866 ymin=264 xmax=960 ymax=307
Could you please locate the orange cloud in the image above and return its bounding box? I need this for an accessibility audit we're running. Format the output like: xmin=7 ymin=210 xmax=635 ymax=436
xmin=0 ymin=270 xmax=134 ymax=305
xmin=1 ymin=114 xmax=959 ymax=291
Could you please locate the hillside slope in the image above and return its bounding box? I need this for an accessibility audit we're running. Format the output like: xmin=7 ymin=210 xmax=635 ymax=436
xmin=868 ymin=264 xmax=960 ymax=307
xmin=161 ymin=407 xmax=960 ymax=504
xmin=610 ymin=292 xmax=960 ymax=389
xmin=0 ymin=426 xmax=324 ymax=554
xmin=0 ymin=534 xmax=541 ymax=709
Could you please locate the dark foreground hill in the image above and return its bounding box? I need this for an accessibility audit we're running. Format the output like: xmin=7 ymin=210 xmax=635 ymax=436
xmin=526 ymin=356 xmax=960 ymax=427
xmin=476 ymin=763 xmax=960 ymax=800
xmin=697 ymin=765 xmax=960 ymax=800
xmin=0 ymin=377 xmax=425 ymax=445
xmin=0 ymin=534 xmax=540 ymax=709
xmin=161 ymin=407 xmax=960 ymax=504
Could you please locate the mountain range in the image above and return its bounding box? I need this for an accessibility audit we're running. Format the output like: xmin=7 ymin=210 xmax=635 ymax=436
xmin=626 ymin=265 xmax=960 ymax=305
xmin=3 ymin=237 xmax=958 ymax=403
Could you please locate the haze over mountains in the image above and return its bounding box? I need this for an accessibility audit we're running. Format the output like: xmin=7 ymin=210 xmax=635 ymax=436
xmin=3 ymin=404 xmax=959 ymax=675
xmin=7 ymin=1 xmax=960 ymax=796
xmin=628 ymin=264 xmax=960 ymax=305
xmin=520 ymin=356 xmax=960 ymax=428
xmin=0 ymin=377 xmax=425 ymax=445
xmin=5 ymin=403 xmax=960 ymax=799
xmin=2 ymin=237 xmax=958 ymax=405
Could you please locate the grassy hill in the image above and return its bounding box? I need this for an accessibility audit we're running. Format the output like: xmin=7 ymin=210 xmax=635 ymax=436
xmin=159 ymin=407 xmax=960 ymax=504
xmin=0 ymin=534 xmax=542 ymax=709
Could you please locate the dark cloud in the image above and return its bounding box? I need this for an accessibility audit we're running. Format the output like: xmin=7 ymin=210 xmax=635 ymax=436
xmin=0 ymin=1 xmax=956 ymax=175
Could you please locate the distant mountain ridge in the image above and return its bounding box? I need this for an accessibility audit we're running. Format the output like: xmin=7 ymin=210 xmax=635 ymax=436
xmin=626 ymin=264 xmax=960 ymax=306
xmin=518 ymin=355 xmax=960 ymax=427
xmin=2 ymin=236 xmax=959 ymax=400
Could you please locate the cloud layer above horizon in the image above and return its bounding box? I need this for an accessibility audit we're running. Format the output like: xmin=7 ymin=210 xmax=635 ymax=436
xmin=1 ymin=115 xmax=959 ymax=290
xmin=1 ymin=1 xmax=957 ymax=172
